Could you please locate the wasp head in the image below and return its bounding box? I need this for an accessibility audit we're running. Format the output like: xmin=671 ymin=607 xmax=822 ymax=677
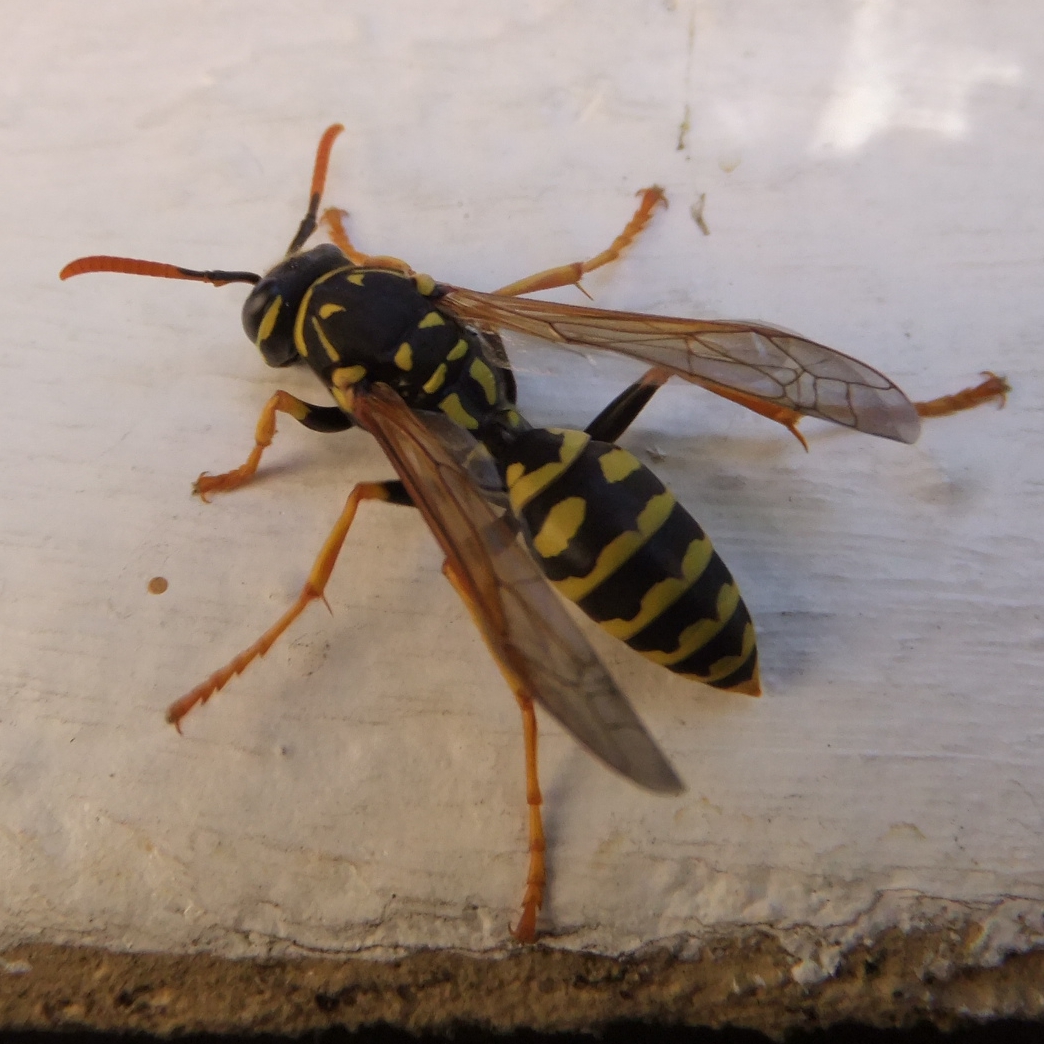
xmin=242 ymin=243 xmax=348 ymax=367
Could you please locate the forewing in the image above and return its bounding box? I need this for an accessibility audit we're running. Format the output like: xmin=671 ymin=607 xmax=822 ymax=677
xmin=439 ymin=288 xmax=921 ymax=443
xmin=412 ymin=408 xmax=509 ymax=508
xmin=352 ymin=382 xmax=684 ymax=794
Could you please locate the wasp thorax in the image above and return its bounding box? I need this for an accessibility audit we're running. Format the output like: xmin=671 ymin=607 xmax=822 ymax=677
xmin=241 ymin=244 xmax=347 ymax=367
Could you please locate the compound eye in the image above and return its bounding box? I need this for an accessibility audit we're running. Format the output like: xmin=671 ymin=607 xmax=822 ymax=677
xmin=242 ymin=280 xmax=298 ymax=367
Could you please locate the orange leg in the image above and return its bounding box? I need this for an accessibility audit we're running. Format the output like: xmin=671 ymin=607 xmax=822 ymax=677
xmin=493 ymin=186 xmax=668 ymax=297
xmin=710 ymin=372 xmax=1009 ymax=444
xmin=440 ymin=559 xmax=546 ymax=943
xmin=512 ymin=693 xmax=546 ymax=944
xmin=587 ymin=366 xmax=809 ymax=450
xmin=166 ymin=481 xmax=397 ymax=730
xmin=692 ymin=372 xmax=1008 ymax=447
xmin=687 ymin=376 xmax=809 ymax=449
xmin=914 ymin=371 xmax=1010 ymax=419
xmin=194 ymin=390 xmax=352 ymax=500
xmin=321 ymin=207 xmax=416 ymax=276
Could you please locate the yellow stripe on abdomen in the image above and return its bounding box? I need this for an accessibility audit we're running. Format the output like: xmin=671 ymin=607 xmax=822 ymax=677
xmin=641 ymin=582 xmax=741 ymax=667
xmin=552 ymin=491 xmax=675 ymax=603
xmin=599 ymin=533 xmax=715 ymax=641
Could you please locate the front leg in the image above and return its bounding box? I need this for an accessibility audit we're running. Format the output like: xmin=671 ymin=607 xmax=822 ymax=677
xmin=194 ymin=391 xmax=354 ymax=500
xmin=493 ymin=187 xmax=667 ymax=298
xmin=320 ymin=207 xmax=417 ymax=277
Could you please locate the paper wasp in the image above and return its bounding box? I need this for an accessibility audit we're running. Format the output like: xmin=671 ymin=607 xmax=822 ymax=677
xmin=61 ymin=125 xmax=1007 ymax=942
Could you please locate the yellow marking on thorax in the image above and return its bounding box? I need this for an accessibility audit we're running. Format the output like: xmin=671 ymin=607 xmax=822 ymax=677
xmin=643 ymin=583 xmax=742 ymax=669
xmin=600 ymin=534 xmax=715 ymax=641
xmin=439 ymin=393 xmax=479 ymax=430
xmin=418 ymin=311 xmax=445 ymax=329
xmin=469 ymin=357 xmax=498 ymax=405
xmin=505 ymin=462 xmax=525 ymax=487
xmin=599 ymin=447 xmax=642 ymax=483
xmin=415 ymin=273 xmax=436 ymax=295
xmin=293 ymin=292 xmax=311 ymax=357
xmin=395 ymin=342 xmax=413 ymax=371
xmin=331 ymin=365 xmax=367 ymax=389
xmin=347 ymin=272 xmax=366 ymax=286
xmin=552 ymin=490 xmax=675 ymax=602
xmin=447 ymin=338 xmax=469 ymax=361
xmin=532 ymin=497 xmax=587 ymax=558
xmin=422 ymin=362 xmax=448 ymax=394
xmin=294 ymin=266 xmax=351 ymax=357
xmin=318 ymin=302 xmax=345 ymax=319
xmin=506 ymin=429 xmax=590 ymax=512
xmin=311 ymin=316 xmax=341 ymax=362
xmin=256 ymin=295 xmax=282 ymax=347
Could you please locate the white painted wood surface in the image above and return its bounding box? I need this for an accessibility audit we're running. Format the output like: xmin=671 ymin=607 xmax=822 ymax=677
xmin=1 ymin=0 xmax=1041 ymax=972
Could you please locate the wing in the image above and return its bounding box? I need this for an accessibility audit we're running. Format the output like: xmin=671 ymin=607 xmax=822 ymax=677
xmin=438 ymin=287 xmax=921 ymax=444
xmin=351 ymin=382 xmax=684 ymax=795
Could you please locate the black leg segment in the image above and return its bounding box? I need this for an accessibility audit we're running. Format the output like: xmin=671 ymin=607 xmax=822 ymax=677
xmin=585 ymin=369 xmax=669 ymax=443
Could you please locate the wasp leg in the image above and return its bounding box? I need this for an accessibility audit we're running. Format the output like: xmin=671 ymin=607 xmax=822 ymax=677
xmin=194 ymin=391 xmax=355 ymax=500
xmin=689 ymin=381 xmax=809 ymax=448
xmin=914 ymin=371 xmax=1010 ymax=418
xmin=319 ymin=206 xmax=367 ymax=263
xmin=493 ymin=187 xmax=667 ymax=298
xmin=584 ymin=366 xmax=809 ymax=449
xmin=511 ymin=692 xmax=546 ymax=944
xmin=689 ymin=373 xmax=1009 ymax=445
xmin=320 ymin=207 xmax=416 ymax=276
xmin=167 ymin=480 xmax=412 ymax=730
xmin=585 ymin=368 xmax=672 ymax=442
xmin=440 ymin=558 xmax=546 ymax=944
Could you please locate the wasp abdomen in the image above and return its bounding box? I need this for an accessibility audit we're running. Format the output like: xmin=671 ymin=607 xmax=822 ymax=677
xmin=500 ymin=428 xmax=760 ymax=695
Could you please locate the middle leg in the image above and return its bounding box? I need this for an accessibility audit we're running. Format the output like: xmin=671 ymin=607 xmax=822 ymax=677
xmin=167 ymin=479 xmax=411 ymax=729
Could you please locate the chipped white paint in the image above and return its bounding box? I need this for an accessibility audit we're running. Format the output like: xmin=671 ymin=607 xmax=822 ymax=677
xmin=0 ymin=0 xmax=1041 ymax=971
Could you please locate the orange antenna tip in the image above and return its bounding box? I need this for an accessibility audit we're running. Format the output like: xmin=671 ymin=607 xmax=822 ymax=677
xmin=59 ymin=255 xmax=259 ymax=286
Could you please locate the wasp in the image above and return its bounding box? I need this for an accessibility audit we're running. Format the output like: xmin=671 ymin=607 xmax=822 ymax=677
xmin=61 ymin=125 xmax=1008 ymax=942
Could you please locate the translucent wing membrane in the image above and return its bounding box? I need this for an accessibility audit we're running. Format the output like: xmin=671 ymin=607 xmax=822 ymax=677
xmin=440 ymin=289 xmax=922 ymax=444
xmin=413 ymin=409 xmax=509 ymax=507
xmin=353 ymin=383 xmax=684 ymax=794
